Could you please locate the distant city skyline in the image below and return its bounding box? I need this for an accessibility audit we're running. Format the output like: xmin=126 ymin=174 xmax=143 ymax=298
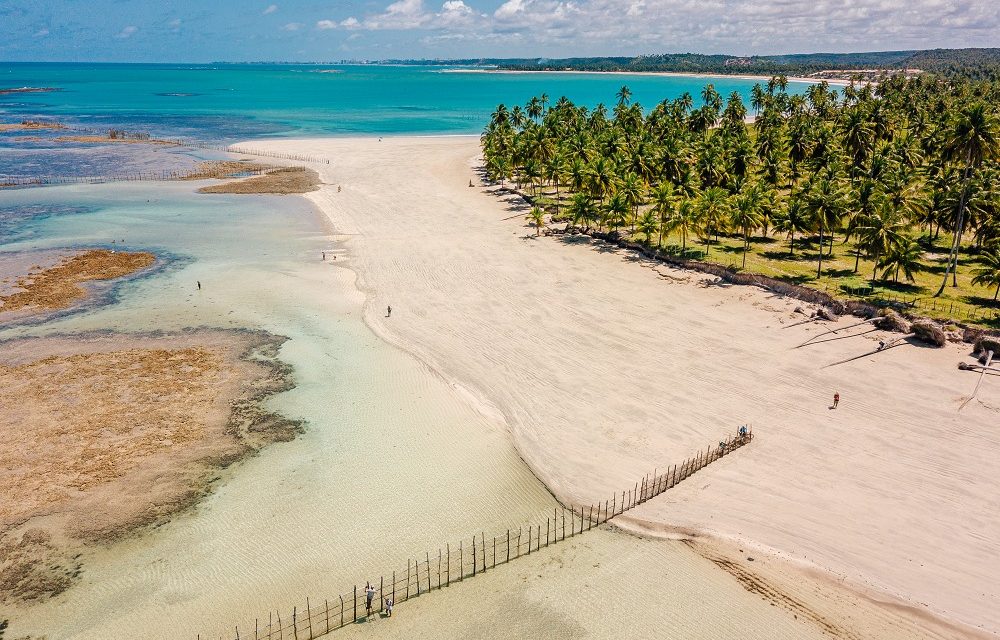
xmin=2 ymin=0 xmax=998 ymax=63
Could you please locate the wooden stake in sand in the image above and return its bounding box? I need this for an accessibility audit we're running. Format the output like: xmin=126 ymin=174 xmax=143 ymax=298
xmin=960 ymin=350 xmax=994 ymax=411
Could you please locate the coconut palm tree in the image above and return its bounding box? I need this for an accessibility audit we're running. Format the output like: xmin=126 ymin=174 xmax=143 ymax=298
xmin=650 ymin=182 xmax=676 ymax=248
xmin=731 ymin=186 xmax=766 ymax=268
xmin=879 ymin=236 xmax=924 ymax=283
xmin=604 ymin=192 xmax=630 ymax=232
xmin=935 ymin=103 xmax=1000 ymax=296
xmin=637 ymin=210 xmax=659 ymax=246
xmin=567 ymin=192 xmax=597 ymax=231
xmin=526 ymin=206 xmax=545 ymax=236
xmin=971 ymin=250 xmax=1000 ymax=301
xmin=805 ymin=176 xmax=847 ymax=278
xmin=697 ymin=187 xmax=731 ymax=257
xmin=858 ymin=204 xmax=907 ymax=282
xmin=668 ymin=199 xmax=698 ymax=256
xmin=773 ymin=195 xmax=810 ymax=256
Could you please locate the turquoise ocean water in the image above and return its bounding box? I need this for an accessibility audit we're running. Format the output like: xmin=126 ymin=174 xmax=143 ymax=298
xmin=1 ymin=63 xmax=806 ymax=139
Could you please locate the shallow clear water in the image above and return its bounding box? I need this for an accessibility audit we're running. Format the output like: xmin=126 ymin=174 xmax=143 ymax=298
xmin=1 ymin=183 xmax=557 ymax=639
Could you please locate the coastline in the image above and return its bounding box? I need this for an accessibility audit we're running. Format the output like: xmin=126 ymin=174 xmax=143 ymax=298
xmin=440 ymin=67 xmax=852 ymax=86
xmin=246 ymin=134 xmax=999 ymax=638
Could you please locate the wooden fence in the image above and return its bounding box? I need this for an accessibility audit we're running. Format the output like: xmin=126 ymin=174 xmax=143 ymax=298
xmin=205 ymin=427 xmax=753 ymax=640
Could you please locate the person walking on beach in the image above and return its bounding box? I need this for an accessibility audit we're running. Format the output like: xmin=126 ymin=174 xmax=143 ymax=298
xmin=386 ymin=305 xmax=392 ymax=317
xmin=197 ymin=280 xmax=201 ymax=290
xmin=833 ymin=392 xmax=840 ymax=409
xmin=365 ymin=582 xmax=375 ymax=616
xmin=385 ymin=597 xmax=393 ymax=617
xmin=322 ymin=251 xmax=326 ymax=261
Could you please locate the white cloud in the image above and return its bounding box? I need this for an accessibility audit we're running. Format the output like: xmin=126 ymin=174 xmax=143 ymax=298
xmin=33 ymin=28 xmax=49 ymax=37
xmin=316 ymin=19 xmax=338 ymax=29
xmin=316 ymin=0 xmax=1000 ymax=54
xmin=282 ymin=22 xmax=303 ymax=31
xmin=116 ymin=25 xmax=138 ymax=39
xmin=263 ymin=4 xmax=278 ymax=14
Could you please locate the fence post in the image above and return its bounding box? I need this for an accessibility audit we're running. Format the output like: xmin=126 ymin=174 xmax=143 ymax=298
xmin=428 ymin=551 xmax=433 ymax=588
xmin=546 ymin=517 xmax=550 ymax=545
xmin=292 ymin=607 xmax=297 ymax=640
xmin=588 ymin=505 xmax=593 ymax=530
xmin=406 ymin=560 xmax=411 ymax=599
xmin=269 ymin=612 xmax=273 ymax=640
xmin=380 ymin=577 xmax=384 ymax=613
xmin=517 ymin=527 xmax=522 ymax=556
xmin=353 ymin=587 xmax=357 ymax=623
xmin=527 ymin=526 xmax=532 ymax=555
xmin=481 ymin=533 xmax=486 ymax=574
xmin=446 ymin=543 xmax=450 ymax=585
xmin=307 ymin=597 xmax=314 ymax=639
xmin=277 ymin=611 xmax=283 ymax=639
xmin=493 ymin=536 xmax=496 ymax=568
xmin=460 ymin=541 xmax=463 ymax=579
xmin=611 ymin=493 xmax=615 ymax=518
xmin=562 ymin=510 xmax=566 ymax=540
xmin=506 ymin=529 xmax=510 ymax=562
xmin=438 ymin=549 xmax=442 ymax=588
xmin=472 ymin=537 xmax=477 ymax=575
xmin=339 ymin=598 xmax=343 ymax=629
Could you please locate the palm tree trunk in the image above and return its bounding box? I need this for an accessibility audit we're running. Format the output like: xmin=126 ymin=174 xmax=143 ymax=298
xmin=935 ymin=151 xmax=973 ymax=297
xmin=816 ymin=227 xmax=824 ymax=278
xmin=789 ymin=232 xmax=795 ymax=257
xmin=872 ymin=248 xmax=881 ymax=282
xmin=994 ymin=282 xmax=999 ymax=301
xmin=743 ymin=230 xmax=749 ymax=268
xmin=854 ymin=244 xmax=861 ymax=272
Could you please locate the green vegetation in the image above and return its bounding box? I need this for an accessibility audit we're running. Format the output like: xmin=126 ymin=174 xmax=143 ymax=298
xmin=389 ymin=48 xmax=1000 ymax=80
xmin=481 ymin=75 xmax=1000 ymax=327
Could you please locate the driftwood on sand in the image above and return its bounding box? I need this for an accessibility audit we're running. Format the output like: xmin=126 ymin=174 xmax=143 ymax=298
xmin=959 ymin=350 xmax=995 ymax=411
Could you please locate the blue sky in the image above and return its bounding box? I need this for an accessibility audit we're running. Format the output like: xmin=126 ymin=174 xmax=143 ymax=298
xmin=2 ymin=0 xmax=998 ymax=62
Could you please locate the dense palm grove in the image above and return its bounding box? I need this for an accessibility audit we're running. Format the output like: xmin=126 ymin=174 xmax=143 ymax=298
xmin=481 ymin=76 xmax=1000 ymax=310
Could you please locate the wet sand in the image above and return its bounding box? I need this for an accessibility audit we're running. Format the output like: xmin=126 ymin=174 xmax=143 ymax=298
xmin=245 ymin=135 xmax=998 ymax=637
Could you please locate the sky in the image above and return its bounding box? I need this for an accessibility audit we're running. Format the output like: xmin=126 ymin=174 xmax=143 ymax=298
xmin=1 ymin=0 xmax=998 ymax=62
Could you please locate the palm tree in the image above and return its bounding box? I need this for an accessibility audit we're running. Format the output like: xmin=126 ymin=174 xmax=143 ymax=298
xmin=858 ymin=204 xmax=906 ymax=282
xmin=667 ymin=199 xmax=698 ymax=256
xmin=650 ymin=182 xmax=676 ymax=248
xmin=935 ymin=103 xmax=1000 ymax=296
xmin=604 ymin=192 xmax=629 ymax=232
xmin=697 ymin=187 xmax=731 ymax=258
xmin=971 ymin=250 xmax=1000 ymax=301
xmin=879 ymin=237 xmax=923 ymax=283
xmin=588 ymin=157 xmax=615 ymax=204
xmin=731 ymin=187 xmax=765 ymax=268
xmin=805 ymin=176 xmax=847 ymax=278
xmin=567 ymin=192 xmax=597 ymax=231
xmin=774 ymin=195 xmax=809 ymax=256
xmin=526 ymin=206 xmax=545 ymax=236
xmin=637 ymin=210 xmax=658 ymax=246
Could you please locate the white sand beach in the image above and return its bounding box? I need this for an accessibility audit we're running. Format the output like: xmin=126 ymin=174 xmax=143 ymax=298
xmin=240 ymin=135 xmax=999 ymax=639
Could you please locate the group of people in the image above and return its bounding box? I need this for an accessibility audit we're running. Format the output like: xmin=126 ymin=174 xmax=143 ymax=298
xmin=364 ymin=581 xmax=394 ymax=619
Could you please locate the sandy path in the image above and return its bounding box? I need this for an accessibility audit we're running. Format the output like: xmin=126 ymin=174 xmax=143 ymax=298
xmin=248 ymin=135 xmax=999 ymax=637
